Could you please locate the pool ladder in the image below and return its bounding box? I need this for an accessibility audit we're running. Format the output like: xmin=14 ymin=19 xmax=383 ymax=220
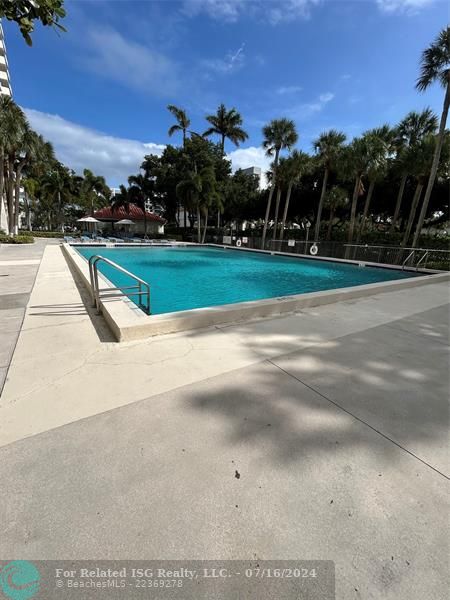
xmin=88 ymin=255 xmax=151 ymax=314
xmin=402 ymin=249 xmax=429 ymax=271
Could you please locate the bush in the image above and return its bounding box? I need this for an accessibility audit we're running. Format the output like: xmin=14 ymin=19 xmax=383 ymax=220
xmin=0 ymin=234 xmax=34 ymax=244
xmin=19 ymin=230 xmax=65 ymax=238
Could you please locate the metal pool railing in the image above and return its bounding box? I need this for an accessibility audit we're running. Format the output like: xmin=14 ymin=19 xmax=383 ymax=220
xmin=212 ymin=236 xmax=450 ymax=271
xmin=88 ymin=255 xmax=151 ymax=314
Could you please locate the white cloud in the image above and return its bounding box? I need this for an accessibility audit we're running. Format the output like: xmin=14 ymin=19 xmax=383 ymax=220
xmin=287 ymin=92 xmax=335 ymax=119
xmin=24 ymin=109 xmax=165 ymax=186
xmin=276 ymin=85 xmax=303 ymax=95
xmin=83 ymin=27 xmax=180 ymax=96
xmin=24 ymin=109 xmax=273 ymax=189
xmin=227 ymin=146 xmax=272 ymax=188
xmin=183 ymin=0 xmax=320 ymax=24
xmin=201 ymin=43 xmax=245 ymax=74
xmin=376 ymin=0 xmax=434 ymax=14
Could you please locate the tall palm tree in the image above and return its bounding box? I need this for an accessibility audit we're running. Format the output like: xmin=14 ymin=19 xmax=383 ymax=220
xmin=167 ymin=104 xmax=191 ymax=148
xmin=279 ymin=150 xmax=310 ymax=242
xmin=0 ymin=97 xmax=27 ymax=234
xmin=324 ymin=186 xmax=348 ymax=241
xmin=40 ymin=164 xmax=74 ymax=231
xmin=13 ymin=129 xmax=54 ymax=235
xmin=261 ymin=118 xmax=298 ymax=249
xmin=313 ymin=129 xmax=346 ymax=242
xmin=81 ymin=169 xmax=111 ymax=215
xmin=176 ymin=171 xmax=203 ymax=242
xmin=128 ymin=173 xmax=154 ymax=237
xmin=402 ymin=132 xmax=450 ymax=246
xmin=390 ymin=109 xmax=438 ymax=232
xmin=356 ymin=125 xmax=395 ymax=243
xmin=203 ymin=104 xmax=248 ymax=154
xmin=340 ymin=136 xmax=371 ymax=247
xmin=412 ymin=27 xmax=450 ymax=248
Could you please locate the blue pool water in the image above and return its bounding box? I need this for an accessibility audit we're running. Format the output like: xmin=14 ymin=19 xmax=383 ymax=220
xmin=76 ymin=246 xmax=420 ymax=315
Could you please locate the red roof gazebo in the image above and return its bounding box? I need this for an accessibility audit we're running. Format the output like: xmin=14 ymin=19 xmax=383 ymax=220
xmin=93 ymin=204 xmax=165 ymax=223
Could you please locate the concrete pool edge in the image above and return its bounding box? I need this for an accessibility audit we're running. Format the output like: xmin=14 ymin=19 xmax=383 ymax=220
xmin=62 ymin=243 xmax=450 ymax=341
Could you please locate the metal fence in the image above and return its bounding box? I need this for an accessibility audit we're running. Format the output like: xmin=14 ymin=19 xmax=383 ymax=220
xmin=205 ymin=234 xmax=450 ymax=271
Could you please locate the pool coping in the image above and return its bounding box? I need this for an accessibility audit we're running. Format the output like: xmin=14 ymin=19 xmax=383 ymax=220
xmin=62 ymin=243 xmax=450 ymax=341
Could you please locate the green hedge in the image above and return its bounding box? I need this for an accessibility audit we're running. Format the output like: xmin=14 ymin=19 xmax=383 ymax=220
xmin=19 ymin=230 xmax=66 ymax=238
xmin=0 ymin=234 xmax=34 ymax=244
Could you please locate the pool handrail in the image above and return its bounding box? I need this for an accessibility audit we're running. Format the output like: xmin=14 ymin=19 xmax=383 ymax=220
xmin=88 ymin=255 xmax=151 ymax=315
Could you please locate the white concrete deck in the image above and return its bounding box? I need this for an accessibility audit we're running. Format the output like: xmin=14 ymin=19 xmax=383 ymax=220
xmin=0 ymin=243 xmax=449 ymax=599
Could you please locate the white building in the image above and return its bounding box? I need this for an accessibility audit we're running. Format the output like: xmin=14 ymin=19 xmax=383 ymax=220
xmin=0 ymin=22 xmax=12 ymax=97
xmin=0 ymin=22 xmax=12 ymax=233
xmin=241 ymin=166 xmax=262 ymax=179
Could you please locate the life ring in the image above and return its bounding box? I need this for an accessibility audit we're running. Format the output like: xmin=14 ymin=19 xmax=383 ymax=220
xmin=310 ymin=243 xmax=318 ymax=256
xmin=236 ymin=239 xmax=242 ymax=247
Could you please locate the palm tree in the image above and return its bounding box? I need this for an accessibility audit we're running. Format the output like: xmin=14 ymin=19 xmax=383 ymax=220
xmin=324 ymin=186 xmax=348 ymax=241
xmin=261 ymin=118 xmax=298 ymax=249
xmin=167 ymin=105 xmax=191 ymax=148
xmin=40 ymin=164 xmax=74 ymax=231
xmin=0 ymin=97 xmax=27 ymax=234
xmin=13 ymin=129 xmax=54 ymax=234
xmin=402 ymin=132 xmax=450 ymax=246
xmin=412 ymin=27 xmax=450 ymax=248
xmin=356 ymin=125 xmax=395 ymax=243
xmin=313 ymin=130 xmax=346 ymax=242
xmin=279 ymin=150 xmax=310 ymax=242
xmin=390 ymin=109 xmax=438 ymax=232
xmin=340 ymin=136 xmax=371 ymax=248
xmin=81 ymin=169 xmax=111 ymax=215
xmin=128 ymin=173 xmax=153 ymax=238
xmin=176 ymin=171 xmax=202 ymax=242
xmin=203 ymin=104 xmax=248 ymax=154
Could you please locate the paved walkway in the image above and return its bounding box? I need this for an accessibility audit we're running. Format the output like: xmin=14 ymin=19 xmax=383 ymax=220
xmin=0 ymin=238 xmax=59 ymax=394
xmin=0 ymin=244 xmax=448 ymax=599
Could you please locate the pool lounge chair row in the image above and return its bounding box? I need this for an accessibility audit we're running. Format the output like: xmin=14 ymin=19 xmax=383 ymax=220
xmin=63 ymin=235 xmax=175 ymax=245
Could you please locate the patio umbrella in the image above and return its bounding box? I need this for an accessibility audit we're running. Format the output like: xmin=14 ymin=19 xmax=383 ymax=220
xmin=77 ymin=216 xmax=99 ymax=233
xmin=115 ymin=219 xmax=134 ymax=225
xmin=77 ymin=216 xmax=100 ymax=223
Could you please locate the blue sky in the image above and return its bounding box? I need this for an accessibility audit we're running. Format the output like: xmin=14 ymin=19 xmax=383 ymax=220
xmin=4 ymin=0 xmax=448 ymax=186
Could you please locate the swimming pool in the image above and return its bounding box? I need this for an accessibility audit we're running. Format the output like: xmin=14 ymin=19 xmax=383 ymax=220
xmin=76 ymin=245 xmax=421 ymax=316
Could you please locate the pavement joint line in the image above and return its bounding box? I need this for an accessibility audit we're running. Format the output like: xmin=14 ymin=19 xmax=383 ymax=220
xmin=266 ymin=357 xmax=450 ymax=481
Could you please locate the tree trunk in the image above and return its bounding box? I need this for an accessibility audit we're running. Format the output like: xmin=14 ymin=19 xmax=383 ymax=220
xmin=201 ymin=208 xmax=208 ymax=243
xmin=412 ymin=76 xmax=450 ymax=248
xmin=279 ymin=181 xmax=293 ymax=243
xmin=197 ymin=207 xmax=201 ymax=243
xmin=272 ymin=186 xmax=282 ymax=242
xmin=326 ymin=206 xmax=335 ymax=241
xmin=347 ymin=175 xmax=361 ymax=245
xmin=402 ymin=181 xmax=423 ymax=247
xmin=14 ymin=162 xmax=26 ymax=236
xmin=7 ymin=156 xmax=15 ymax=235
xmin=314 ymin=167 xmax=329 ymax=241
xmin=356 ymin=179 xmax=375 ymax=244
xmin=0 ymin=147 xmax=4 ymax=231
xmin=261 ymin=148 xmax=280 ymax=249
xmin=390 ymin=174 xmax=407 ymax=233
xmin=221 ymin=135 xmax=225 ymax=155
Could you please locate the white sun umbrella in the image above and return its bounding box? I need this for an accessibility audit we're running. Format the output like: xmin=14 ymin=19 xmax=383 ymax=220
xmin=77 ymin=216 xmax=100 ymax=223
xmin=115 ymin=219 xmax=134 ymax=225
xmin=77 ymin=216 xmax=99 ymax=234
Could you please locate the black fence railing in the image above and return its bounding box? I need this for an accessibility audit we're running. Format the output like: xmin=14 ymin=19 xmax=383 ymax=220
xmin=204 ymin=235 xmax=450 ymax=271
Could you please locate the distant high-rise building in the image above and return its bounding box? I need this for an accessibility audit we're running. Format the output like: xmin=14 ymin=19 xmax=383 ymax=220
xmin=241 ymin=166 xmax=262 ymax=179
xmin=0 ymin=22 xmax=12 ymax=232
xmin=0 ymin=22 xmax=12 ymax=97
